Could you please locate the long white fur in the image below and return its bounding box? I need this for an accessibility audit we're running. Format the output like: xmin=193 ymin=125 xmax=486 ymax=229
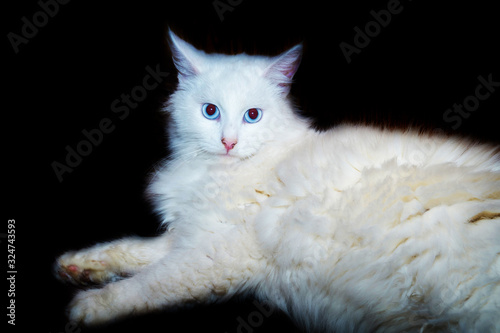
xmin=56 ymin=30 xmax=500 ymax=332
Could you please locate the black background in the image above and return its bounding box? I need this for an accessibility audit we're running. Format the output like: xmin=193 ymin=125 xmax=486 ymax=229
xmin=4 ymin=0 xmax=499 ymax=332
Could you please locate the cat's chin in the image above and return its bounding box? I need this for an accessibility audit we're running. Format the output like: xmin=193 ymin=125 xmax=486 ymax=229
xmin=212 ymin=151 xmax=251 ymax=161
xmin=217 ymin=152 xmax=243 ymax=160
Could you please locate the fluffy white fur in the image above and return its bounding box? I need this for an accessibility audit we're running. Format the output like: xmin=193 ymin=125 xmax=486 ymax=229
xmin=55 ymin=30 xmax=500 ymax=332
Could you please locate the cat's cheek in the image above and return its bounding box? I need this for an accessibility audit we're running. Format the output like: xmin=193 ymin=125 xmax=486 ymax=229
xmin=235 ymin=146 xmax=257 ymax=159
xmin=241 ymin=139 xmax=263 ymax=155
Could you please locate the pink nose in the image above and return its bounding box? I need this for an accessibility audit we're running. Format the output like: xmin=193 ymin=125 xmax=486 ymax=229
xmin=221 ymin=138 xmax=237 ymax=153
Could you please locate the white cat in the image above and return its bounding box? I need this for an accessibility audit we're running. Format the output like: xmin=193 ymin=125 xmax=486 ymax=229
xmin=55 ymin=30 xmax=500 ymax=332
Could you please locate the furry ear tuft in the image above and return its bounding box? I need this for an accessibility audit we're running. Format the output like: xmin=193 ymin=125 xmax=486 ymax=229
xmin=264 ymin=44 xmax=303 ymax=95
xmin=167 ymin=29 xmax=202 ymax=80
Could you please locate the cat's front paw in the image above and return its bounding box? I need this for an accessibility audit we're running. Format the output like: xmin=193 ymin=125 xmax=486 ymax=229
xmin=54 ymin=251 xmax=122 ymax=286
xmin=69 ymin=288 xmax=113 ymax=326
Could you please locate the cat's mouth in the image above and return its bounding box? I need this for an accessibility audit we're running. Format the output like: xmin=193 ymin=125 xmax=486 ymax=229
xmin=215 ymin=149 xmax=252 ymax=161
xmin=219 ymin=151 xmax=240 ymax=159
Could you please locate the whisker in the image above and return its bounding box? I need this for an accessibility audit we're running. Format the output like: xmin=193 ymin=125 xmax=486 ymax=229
xmin=146 ymin=147 xmax=205 ymax=187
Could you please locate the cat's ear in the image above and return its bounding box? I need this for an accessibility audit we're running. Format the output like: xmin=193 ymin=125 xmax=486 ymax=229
xmin=264 ymin=44 xmax=303 ymax=95
xmin=167 ymin=29 xmax=203 ymax=81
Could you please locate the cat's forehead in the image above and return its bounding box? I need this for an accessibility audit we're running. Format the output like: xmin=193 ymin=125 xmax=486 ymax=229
xmin=204 ymin=53 xmax=269 ymax=76
xmin=197 ymin=54 xmax=272 ymax=103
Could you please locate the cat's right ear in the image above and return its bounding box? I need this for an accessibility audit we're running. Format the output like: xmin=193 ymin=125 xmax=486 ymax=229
xmin=264 ymin=43 xmax=303 ymax=95
xmin=167 ymin=29 xmax=202 ymax=81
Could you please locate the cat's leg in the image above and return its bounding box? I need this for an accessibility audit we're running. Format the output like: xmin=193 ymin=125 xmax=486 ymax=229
xmin=68 ymin=238 xmax=261 ymax=325
xmin=55 ymin=235 xmax=171 ymax=285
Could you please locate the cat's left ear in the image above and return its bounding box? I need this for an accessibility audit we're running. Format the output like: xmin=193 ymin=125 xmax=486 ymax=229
xmin=264 ymin=44 xmax=303 ymax=95
xmin=167 ymin=29 xmax=204 ymax=81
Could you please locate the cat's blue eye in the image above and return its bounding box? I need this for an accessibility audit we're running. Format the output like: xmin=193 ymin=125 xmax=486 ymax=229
xmin=202 ymin=103 xmax=220 ymax=120
xmin=244 ymin=108 xmax=262 ymax=123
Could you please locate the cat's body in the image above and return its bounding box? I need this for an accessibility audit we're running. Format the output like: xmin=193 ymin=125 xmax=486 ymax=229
xmin=55 ymin=31 xmax=500 ymax=332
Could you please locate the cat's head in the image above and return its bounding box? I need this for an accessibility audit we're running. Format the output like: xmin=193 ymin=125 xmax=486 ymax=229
xmin=165 ymin=30 xmax=305 ymax=160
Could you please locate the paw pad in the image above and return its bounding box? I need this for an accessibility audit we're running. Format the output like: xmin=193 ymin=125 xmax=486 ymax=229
xmin=54 ymin=256 xmax=112 ymax=286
